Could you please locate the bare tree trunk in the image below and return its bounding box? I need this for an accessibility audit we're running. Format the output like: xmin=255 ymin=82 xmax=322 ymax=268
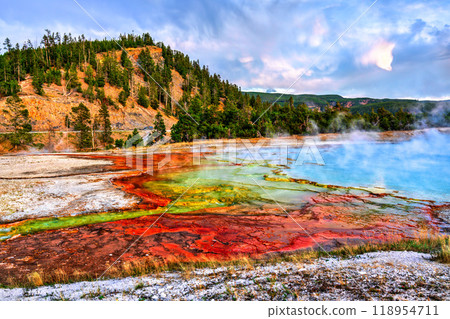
xmin=64 ymin=77 xmax=72 ymax=96
xmin=91 ymin=125 xmax=95 ymax=150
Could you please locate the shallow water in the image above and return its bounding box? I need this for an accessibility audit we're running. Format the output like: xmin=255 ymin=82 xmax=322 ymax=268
xmin=233 ymin=130 xmax=450 ymax=202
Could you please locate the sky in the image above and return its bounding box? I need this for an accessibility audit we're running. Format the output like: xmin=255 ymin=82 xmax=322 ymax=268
xmin=1 ymin=0 xmax=449 ymax=100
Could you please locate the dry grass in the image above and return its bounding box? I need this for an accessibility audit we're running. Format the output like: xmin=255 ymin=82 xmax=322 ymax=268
xmin=26 ymin=272 xmax=43 ymax=286
xmin=322 ymin=235 xmax=449 ymax=261
xmin=2 ymin=235 xmax=448 ymax=289
xmin=432 ymin=236 xmax=450 ymax=263
xmin=103 ymin=235 xmax=450 ymax=279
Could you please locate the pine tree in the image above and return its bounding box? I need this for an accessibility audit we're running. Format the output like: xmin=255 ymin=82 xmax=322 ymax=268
xmin=137 ymin=86 xmax=149 ymax=108
xmin=2 ymin=95 xmax=32 ymax=149
xmin=114 ymin=138 xmax=124 ymax=148
xmin=126 ymin=128 xmax=143 ymax=147
xmin=32 ymin=68 xmax=45 ymax=95
xmin=83 ymin=84 xmax=95 ymax=102
xmin=151 ymin=97 xmax=159 ymax=110
xmin=3 ymin=38 xmax=12 ymax=52
xmin=84 ymin=65 xmax=95 ymax=85
xmin=118 ymin=89 xmax=129 ymax=106
xmin=64 ymin=64 xmax=81 ymax=94
xmin=153 ymin=111 xmax=166 ymax=141
xmin=95 ymin=72 xmax=105 ymax=87
xmin=120 ymin=50 xmax=133 ymax=69
xmin=98 ymin=101 xmax=113 ymax=146
xmin=170 ymin=113 xmax=198 ymax=142
xmin=71 ymin=102 xmax=92 ymax=150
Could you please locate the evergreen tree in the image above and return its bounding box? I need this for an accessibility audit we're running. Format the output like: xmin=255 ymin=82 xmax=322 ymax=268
xmin=126 ymin=128 xmax=143 ymax=147
xmin=0 ymin=80 xmax=21 ymax=97
xmin=45 ymin=68 xmax=62 ymax=86
xmin=118 ymin=89 xmax=129 ymax=106
xmin=71 ymin=102 xmax=92 ymax=150
xmin=120 ymin=50 xmax=133 ymax=69
xmin=84 ymin=65 xmax=95 ymax=85
xmin=114 ymin=138 xmax=124 ymax=148
xmin=137 ymin=86 xmax=149 ymax=108
xmin=153 ymin=111 xmax=166 ymax=141
xmin=83 ymin=84 xmax=95 ymax=102
xmin=32 ymin=68 xmax=45 ymax=95
xmin=65 ymin=114 xmax=71 ymax=128
xmin=64 ymin=64 xmax=81 ymax=94
xmin=98 ymin=101 xmax=113 ymax=145
xmin=2 ymin=95 xmax=32 ymax=148
xmin=171 ymin=113 xmax=198 ymax=142
xmin=138 ymin=47 xmax=155 ymax=81
xmin=95 ymin=72 xmax=105 ymax=87
xmin=95 ymin=87 xmax=106 ymax=101
xmin=151 ymin=97 xmax=159 ymax=110
xmin=3 ymin=38 xmax=12 ymax=52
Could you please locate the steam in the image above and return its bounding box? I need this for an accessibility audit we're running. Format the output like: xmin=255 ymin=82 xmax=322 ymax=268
xmin=287 ymin=128 xmax=450 ymax=201
xmin=414 ymin=101 xmax=450 ymax=128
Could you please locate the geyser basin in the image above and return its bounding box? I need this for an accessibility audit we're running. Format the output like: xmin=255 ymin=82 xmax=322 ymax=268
xmin=0 ymin=130 xmax=448 ymax=284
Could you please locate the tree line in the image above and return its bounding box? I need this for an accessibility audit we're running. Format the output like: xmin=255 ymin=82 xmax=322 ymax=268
xmin=170 ymin=96 xmax=415 ymax=142
xmin=0 ymin=30 xmax=417 ymax=149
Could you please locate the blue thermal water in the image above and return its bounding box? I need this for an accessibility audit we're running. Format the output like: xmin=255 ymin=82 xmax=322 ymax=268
xmin=233 ymin=130 xmax=450 ymax=202
xmin=283 ymin=130 xmax=450 ymax=202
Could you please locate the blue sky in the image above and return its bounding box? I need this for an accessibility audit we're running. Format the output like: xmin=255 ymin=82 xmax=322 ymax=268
xmin=1 ymin=0 xmax=449 ymax=99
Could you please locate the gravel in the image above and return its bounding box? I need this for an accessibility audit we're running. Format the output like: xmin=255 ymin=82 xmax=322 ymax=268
xmin=0 ymin=251 xmax=448 ymax=301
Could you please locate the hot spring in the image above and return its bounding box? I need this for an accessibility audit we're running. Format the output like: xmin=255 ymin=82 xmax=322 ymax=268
xmin=232 ymin=129 xmax=450 ymax=203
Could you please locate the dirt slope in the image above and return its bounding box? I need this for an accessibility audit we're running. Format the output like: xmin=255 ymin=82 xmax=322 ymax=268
xmin=0 ymin=45 xmax=181 ymax=134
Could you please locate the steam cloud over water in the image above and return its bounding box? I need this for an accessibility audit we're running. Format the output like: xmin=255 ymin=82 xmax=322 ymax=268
xmin=283 ymin=129 xmax=450 ymax=201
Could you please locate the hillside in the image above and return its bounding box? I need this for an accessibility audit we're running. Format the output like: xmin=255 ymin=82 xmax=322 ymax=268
xmin=245 ymin=91 xmax=450 ymax=126
xmin=244 ymin=91 xmax=377 ymax=109
xmin=0 ymin=31 xmax=448 ymax=152
xmin=0 ymin=45 xmax=184 ymax=133
xmin=0 ymin=32 xmax=244 ymax=150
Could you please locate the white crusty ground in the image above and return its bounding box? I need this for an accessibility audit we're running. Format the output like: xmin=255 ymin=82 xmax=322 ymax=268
xmin=0 ymin=155 xmax=112 ymax=178
xmin=0 ymin=251 xmax=448 ymax=301
xmin=0 ymin=155 xmax=139 ymax=222
xmin=0 ymin=176 xmax=139 ymax=222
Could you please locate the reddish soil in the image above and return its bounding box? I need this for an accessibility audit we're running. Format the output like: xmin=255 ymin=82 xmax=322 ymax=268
xmin=0 ymin=204 xmax=412 ymax=284
xmin=0 ymin=152 xmax=446 ymax=285
xmin=0 ymin=199 xmax=442 ymax=284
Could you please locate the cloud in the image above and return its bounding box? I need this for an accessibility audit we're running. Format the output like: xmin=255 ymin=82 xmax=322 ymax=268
xmin=360 ymin=40 xmax=396 ymax=71
xmin=310 ymin=18 xmax=328 ymax=47
xmin=239 ymin=56 xmax=254 ymax=64
xmin=1 ymin=0 xmax=450 ymax=99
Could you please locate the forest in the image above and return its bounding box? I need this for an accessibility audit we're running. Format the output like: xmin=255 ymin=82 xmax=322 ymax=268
xmin=0 ymin=31 xmax=426 ymax=146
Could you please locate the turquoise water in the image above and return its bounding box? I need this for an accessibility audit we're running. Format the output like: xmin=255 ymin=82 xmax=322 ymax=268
xmin=233 ymin=130 xmax=450 ymax=202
